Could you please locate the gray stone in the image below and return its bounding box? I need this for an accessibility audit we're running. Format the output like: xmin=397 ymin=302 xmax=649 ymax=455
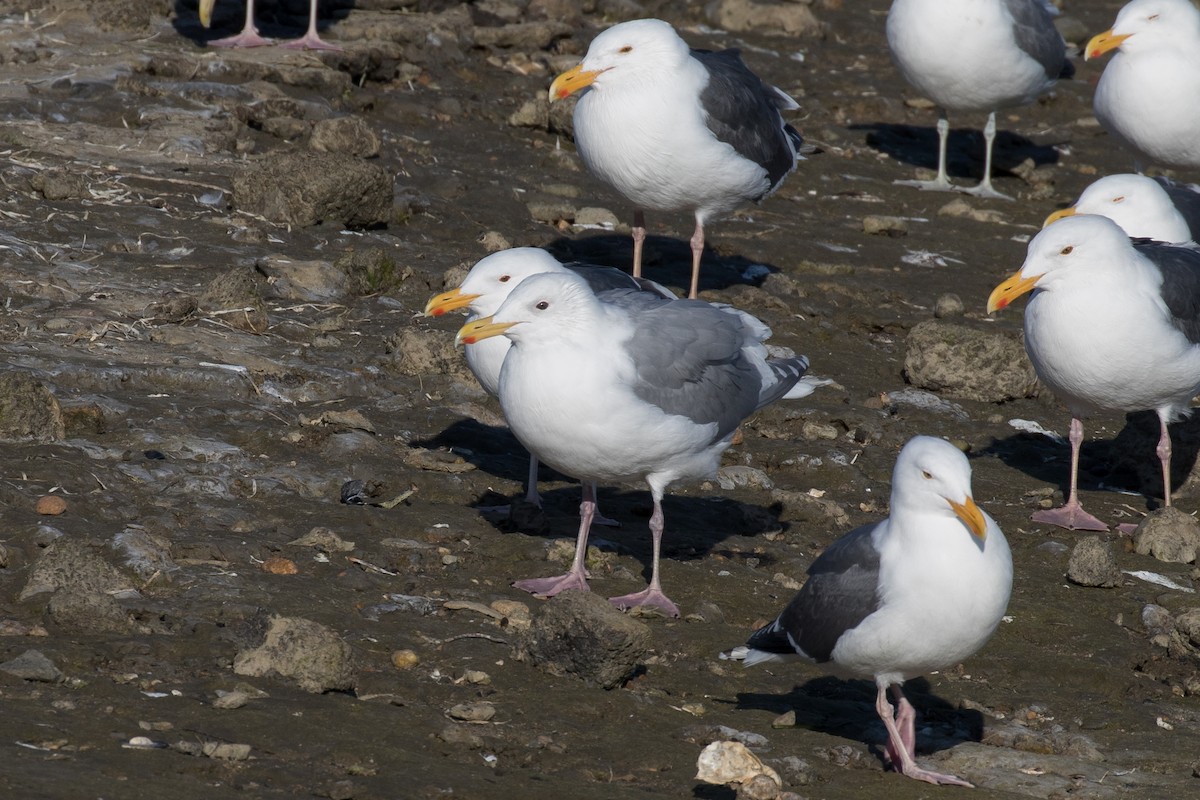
xmin=904 ymin=319 xmax=1037 ymax=402
xmin=20 ymin=538 xmax=134 ymax=602
xmin=513 ymin=590 xmax=651 ymax=689
xmin=1134 ymin=507 xmax=1200 ymax=564
xmin=47 ymin=589 xmax=132 ymax=634
xmin=257 ymin=255 xmax=349 ymax=303
xmin=1066 ymin=536 xmax=1122 ymax=588
xmin=232 ymin=151 xmax=392 ymax=228
xmin=233 ymin=616 xmax=356 ymax=694
xmin=705 ymin=0 xmax=822 ymax=37
xmin=0 ymin=372 xmax=65 ymax=442
xmin=0 ymin=649 xmax=63 ymax=682
xmin=309 ymin=116 xmax=381 ymax=158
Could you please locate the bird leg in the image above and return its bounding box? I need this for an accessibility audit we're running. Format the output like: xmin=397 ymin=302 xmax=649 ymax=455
xmin=687 ymin=219 xmax=704 ymax=299
xmin=895 ymin=110 xmax=957 ymax=192
xmin=281 ymin=0 xmax=343 ymax=51
xmin=512 ymin=484 xmax=595 ymax=596
xmin=1157 ymin=413 xmax=1174 ymax=507
xmin=890 ymin=684 xmax=917 ymax=757
xmin=523 ymin=455 xmax=542 ymax=508
xmin=631 ymin=210 xmax=647 ymax=279
xmin=210 ymin=0 xmax=274 ymax=48
xmin=876 ymin=683 xmax=973 ymax=787
xmin=962 ymin=112 xmax=1013 ymax=200
xmin=608 ymin=496 xmax=680 ymax=617
xmin=1032 ymin=417 xmax=1110 ymax=531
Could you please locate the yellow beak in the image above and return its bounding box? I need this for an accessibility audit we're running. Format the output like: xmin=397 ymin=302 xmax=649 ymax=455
xmin=948 ymin=496 xmax=988 ymax=541
xmin=199 ymin=0 xmax=216 ymax=27
xmin=987 ymin=269 xmax=1040 ymax=314
xmin=1085 ymin=29 xmax=1130 ymax=60
xmin=548 ymin=64 xmax=604 ymax=103
xmin=423 ymin=288 xmax=481 ymax=318
xmin=1043 ymin=206 xmax=1077 ymax=228
xmin=456 ymin=315 xmax=517 ymax=347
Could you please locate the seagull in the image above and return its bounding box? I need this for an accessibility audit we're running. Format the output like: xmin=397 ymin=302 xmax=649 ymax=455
xmin=988 ymin=214 xmax=1200 ymax=530
xmin=199 ymin=0 xmax=342 ymax=50
xmin=455 ymin=271 xmax=810 ymax=617
xmin=1087 ymin=0 xmax=1200 ymax=171
xmin=1045 ymin=174 xmax=1200 ymax=243
xmin=424 ymin=247 xmax=673 ymax=524
xmin=548 ymin=18 xmax=805 ymax=299
xmin=728 ymin=436 xmax=1012 ymax=787
xmin=886 ymin=0 xmax=1073 ymax=199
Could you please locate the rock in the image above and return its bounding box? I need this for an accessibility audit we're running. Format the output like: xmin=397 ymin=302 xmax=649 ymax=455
xmin=490 ymin=599 xmax=532 ymax=631
xmin=1134 ymin=507 xmax=1200 ymax=564
xmin=289 ymin=527 xmax=356 ymax=553
xmin=391 ymin=649 xmax=420 ymax=670
xmin=35 ymin=495 xmax=67 ymax=516
xmin=0 ymin=649 xmax=63 ymax=682
xmin=309 ymin=116 xmax=381 ymax=158
xmin=934 ymin=293 xmax=964 ymax=318
xmin=335 ymin=247 xmax=412 ymax=296
xmin=1174 ymin=608 xmax=1200 ymax=649
xmin=937 ymin=197 xmax=1009 ymax=224
xmin=233 ymin=616 xmax=356 ymax=694
xmin=705 ymin=0 xmax=821 ymax=37
xmin=1066 ymin=536 xmax=1122 ymax=588
xmin=31 ymin=168 xmax=89 ymax=200
xmin=232 ymin=151 xmax=392 ymax=228
xmin=446 ymin=700 xmax=496 ymax=722
xmin=199 ymin=266 xmax=269 ymax=333
xmin=903 ymin=319 xmax=1037 ymax=402
xmin=695 ymin=740 xmax=783 ymax=790
xmin=46 ymin=589 xmax=131 ymax=634
xmin=513 ymin=590 xmax=651 ymax=689
xmin=19 ymin=538 xmax=135 ymax=602
xmin=386 ymin=327 xmax=475 ymax=384
xmin=0 ymin=372 xmax=65 ymax=442
xmin=862 ymin=215 xmax=908 ymax=236
xmin=256 ymin=255 xmax=349 ymax=303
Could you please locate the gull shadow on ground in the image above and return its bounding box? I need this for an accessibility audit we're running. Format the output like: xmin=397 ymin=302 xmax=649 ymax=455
xmin=851 ymin=122 xmax=1067 ymax=184
xmin=732 ymin=675 xmax=982 ymax=766
xmin=984 ymin=411 xmax=1200 ymax=510
xmin=544 ymin=232 xmax=785 ymax=297
xmin=172 ymin=0 xmax=353 ymax=46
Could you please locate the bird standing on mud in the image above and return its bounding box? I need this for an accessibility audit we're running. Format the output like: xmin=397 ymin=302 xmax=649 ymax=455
xmin=198 ymin=0 xmax=342 ymax=50
xmin=548 ymin=18 xmax=806 ymax=299
xmin=455 ymin=271 xmax=810 ymax=617
xmin=728 ymin=436 xmax=1012 ymax=787
xmin=886 ymin=0 xmax=1073 ymax=198
xmin=988 ymin=215 xmax=1200 ymax=531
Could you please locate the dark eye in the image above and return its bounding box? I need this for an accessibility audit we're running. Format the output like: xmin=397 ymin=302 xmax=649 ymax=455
xmin=1112 ymin=196 xmax=1125 ymax=203
xmin=921 ymin=470 xmax=932 ymax=480
xmin=619 ymin=45 xmax=632 ymax=53
xmin=1149 ymin=13 xmax=1159 ymax=20
xmin=536 ymin=301 xmax=549 ymax=310
xmin=499 ymin=275 xmax=511 ymax=283
xmin=1060 ymin=246 xmax=1074 ymax=255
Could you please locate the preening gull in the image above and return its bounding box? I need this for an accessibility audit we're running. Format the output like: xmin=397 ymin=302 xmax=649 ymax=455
xmin=455 ymin=271 xmax=810 ymax=617
xmin=728 ymin=436 xmax=1012 ymax=787
xmin=886 ymin=0 xmax=1073 ymax=199
xmin=548 ymin=18 xmax=805 ymax=299
xmin=424 ymin=247 xmax=672 ymax=522
xmin=988 ymin=214 xmax=1200 ymax=530
xmin=1045 ymin=174 xmax=1200 ymax=243
xmin=1087 ymin=0 xmax=1200 ymax=171
xmin=199 ymin=0 xmax=341 ymax=50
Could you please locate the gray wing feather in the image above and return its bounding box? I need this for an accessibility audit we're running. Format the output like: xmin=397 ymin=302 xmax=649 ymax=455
xmin=1004 ymin=0 xmax=1073 ymax=80
xmin=745 ymin=523 xmax=883 ymax=663
xmin=691 ymin=48 xmax=804 ymax=193
xmin=1155 ymin=177 xmax=1200 ymax=242
xmin=1135 ymin=240 xmax=1200 ymax=344
xmin=618 ymin=297 xmax=806 ymax=439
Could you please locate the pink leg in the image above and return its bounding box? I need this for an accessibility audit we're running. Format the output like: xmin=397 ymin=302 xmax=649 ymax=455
xmin=210 ymin=0 xmax=274 ymax=47
xmin=631 ymin=210 xmax=646 ymax=279
xmin=890 ymin=685 xmax=917 ymax=758
xmin=512 ymin=483 xmax=595 ymax=597
xmin=281 ymin=0 xmax=342 ymax=51
xmin=687 ymin=218 xmax=704 ymax=299
xmin=876 ymin=683 xmax=973 ymax=787
xmin=590 ymin=482 xmax=621 ymax=528
xmin=1031 ymin=417 xmax=1109 ymax=531
xmin=607 ymin=494 xmax=680 ymax=617
xmin=1156 ymin=413 xmax=1173 ymax=507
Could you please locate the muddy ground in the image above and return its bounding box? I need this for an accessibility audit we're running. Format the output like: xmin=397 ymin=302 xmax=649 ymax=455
xmin=2 ymin=0 xmax=1200 ymax=798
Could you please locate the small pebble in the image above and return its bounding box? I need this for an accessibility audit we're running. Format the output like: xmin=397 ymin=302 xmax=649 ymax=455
xmin=261 ymin=556 xmax=298 ymax=575
xmin=862 ymin=215 xmax=908 ymax=236
xmin=447 ymin=701 xmax=496 ymax=723
xmin=392 ymin=649 xmax=420 ymax=670
xmin=35 ymin=495 xmax=67 ymax=516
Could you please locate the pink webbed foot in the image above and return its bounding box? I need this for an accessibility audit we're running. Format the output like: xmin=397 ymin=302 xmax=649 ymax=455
xmin=608 ymin=587 xmax=680 ymax=618
xmin=210 ymin=30 xmax=274 ymax=47
xmin=513 ymin=570 xmax=590 ymax=597
xmin=1031 ymin=500 xmax=1108 ymax=532
xmin=897 ymin=764 xmax=974 ymax=788
xmin=281 ymin=32 xmax=342 ymax=51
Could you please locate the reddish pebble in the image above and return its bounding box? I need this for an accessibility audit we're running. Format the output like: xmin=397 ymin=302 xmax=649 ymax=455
xmin=35 ymin=495 xmax=67 ymax=516
xmin=261 ymin=556 xmax=298 ymax=575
